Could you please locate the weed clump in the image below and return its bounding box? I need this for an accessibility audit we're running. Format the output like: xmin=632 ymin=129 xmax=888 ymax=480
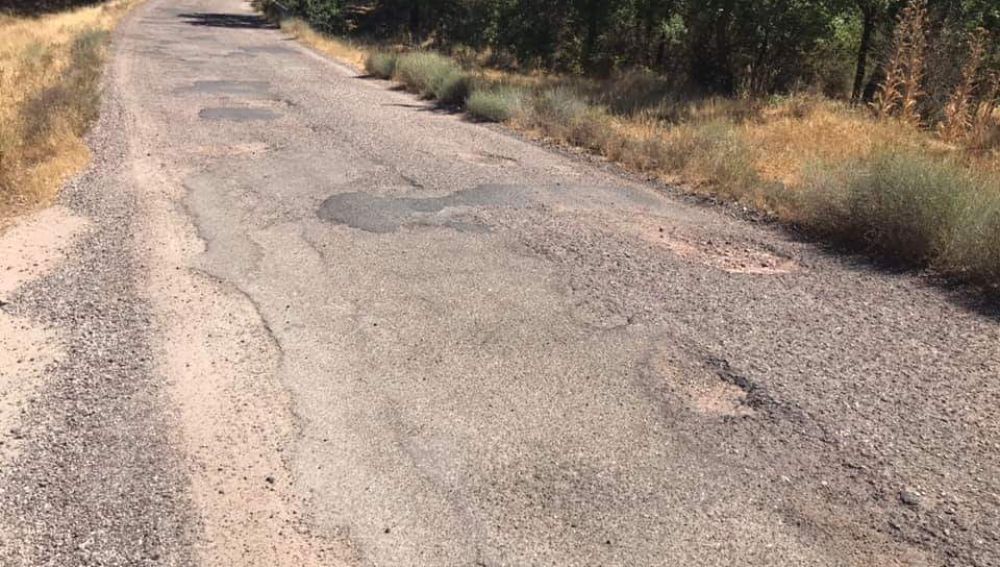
xmin=395 ymin=52 xmax=470 ymax=104
xmin=532 ymin=87 xmax=589 ymax=125
xmin=800 ymin=149 xmax=1000 ymax=279
xmin=432 ymin=67 xmax=471 ymax=104
xmin=365 ymin=51 xmax=397 ymax=79
xmin=466 ymin=86 xmax=525 ymax=122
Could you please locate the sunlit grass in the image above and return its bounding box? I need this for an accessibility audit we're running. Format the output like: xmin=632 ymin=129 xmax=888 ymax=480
xmin=0 ymin=0 xmax=138 ymax=220
xmin=281 ymin=18 xmax=367 ymax=70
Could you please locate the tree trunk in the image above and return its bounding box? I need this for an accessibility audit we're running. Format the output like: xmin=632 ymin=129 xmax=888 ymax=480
xmin=409 ymin=2 xmax=421 ymax=41
xmin=582 ymin=0 xmax=601 ymax=70
xmin=852 ymin=4 xmax=876 ymax=102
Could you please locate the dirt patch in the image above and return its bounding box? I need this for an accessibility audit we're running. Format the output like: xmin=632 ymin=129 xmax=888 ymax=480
xmin=630 ymin=219 xmax=799 ymax=275
xmin=0 ymin=205 xmax=90 ymax=297
xmin=0 ymin=313 xmax=60 ymax=463
xmin=653 ymin=351 xmax=754 ymax=418
xmin=182 ymin=80 xmax=271 ymax=97
xmin=0 ymin=206 xmax=87 ymax=462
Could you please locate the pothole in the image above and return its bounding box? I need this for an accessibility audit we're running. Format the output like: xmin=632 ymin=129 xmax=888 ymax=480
xmin=459 ymin=151 xmax=519 ymax=167
xmin=631 ymin=221 xmax=799 ymax=275
xmin=654 ymin=352 xmax=762 ymax=418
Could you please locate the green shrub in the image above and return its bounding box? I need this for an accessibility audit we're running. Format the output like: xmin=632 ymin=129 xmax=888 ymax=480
xmin=365 ymin=51 xmax=398 ymax=79
xmin=466 ymin=86 xmax=526 ymax=122
xmin=433 ymin=67 xmax=471 ymax=104
xmin=936 ymin=182 xmax=1000 ymax=284
xmin=395 ymin=52 xmax=470 ymax=103
xmin=800 ymin=150 xmax=1000 ymax=279
xmin=845 ymin=152 xmax=971 ymax=263
xmin=532 ymin=87 xmax=589 ymax=124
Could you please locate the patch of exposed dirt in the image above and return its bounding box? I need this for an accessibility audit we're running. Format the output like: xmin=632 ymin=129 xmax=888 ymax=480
xmin=0 ymin=314 xmax=60 ymax=463
xmin=0 ymin=206 xmax=90 ymax=298
xmin=656 ymin=228 xmax=799 ymax=276
xmin=653 ymin=351 xmax=754 ymax=418
xmin=625 ymin=217 xmax=799 ymax=275
xmin=0 ymin=206 xmax=88 ymax=464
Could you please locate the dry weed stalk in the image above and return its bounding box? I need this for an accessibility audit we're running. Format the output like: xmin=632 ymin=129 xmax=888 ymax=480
xmin=939 ymin=28 xmax=986 ymax=142
xmin=873 ymin=0 xmax=927 ymax=124
xmin=969 ymin=71 xmax=1000 ymax=150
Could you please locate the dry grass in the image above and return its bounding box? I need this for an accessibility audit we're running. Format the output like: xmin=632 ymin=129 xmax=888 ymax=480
xmin=742 ymin=98 xmax=935 ymax=188
xmin=281 ymin=18 xmax=367 ymax=71
xmin=874 ymin=0 xmax=928 ymax=125
xmin=0 ymin=0 xmax=138 ymax=221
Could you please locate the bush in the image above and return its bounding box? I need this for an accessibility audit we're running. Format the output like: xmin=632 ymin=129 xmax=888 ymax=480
xmin=395 ymin=52 xmax=470 ymax=104
xmin=800 ymin=150 xmax=1000 ymax=278
xmin=303 ymin=0 xmax=345 ymax=34
xmin=945 ymin=193 xmax=1000 ymax=284
xmin=365 ymin=51 xmax=398 ymax=79
xmin=432 ymin=67 xmax=471 ymax=104
xmin=466 ymin=86 xmax=526 ymax=122
xmin=532 ymin=87 xmax=589 ymax=124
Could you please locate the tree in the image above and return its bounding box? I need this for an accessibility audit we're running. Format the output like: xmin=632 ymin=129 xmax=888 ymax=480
xmin=852 ymin=0 xmax=889 ymax=101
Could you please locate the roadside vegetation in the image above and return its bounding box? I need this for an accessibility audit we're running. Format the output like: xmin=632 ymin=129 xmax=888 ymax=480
xmin=0 ymin=0 xmax=136 ymax=220
xmin=267 ymin=0 xmax=1000 ymax=288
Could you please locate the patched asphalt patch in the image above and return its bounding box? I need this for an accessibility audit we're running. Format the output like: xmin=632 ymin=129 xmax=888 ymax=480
xmin=199 ymin=107 xmax=280 ymax=122
xmin=317 ymin=184 xmax=538 ymax=233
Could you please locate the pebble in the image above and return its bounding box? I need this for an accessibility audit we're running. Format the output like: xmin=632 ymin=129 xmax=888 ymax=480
xmin=900 ymin=490 xmax=921 ymax=507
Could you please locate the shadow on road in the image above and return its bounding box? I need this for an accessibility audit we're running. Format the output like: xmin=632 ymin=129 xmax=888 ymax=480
xmin=177 ymin=12 xmax=276 ymax=29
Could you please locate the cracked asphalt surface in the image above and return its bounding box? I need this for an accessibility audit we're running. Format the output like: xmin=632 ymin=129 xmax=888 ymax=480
xmin=1 ymin=0 xmax=999 ymax=564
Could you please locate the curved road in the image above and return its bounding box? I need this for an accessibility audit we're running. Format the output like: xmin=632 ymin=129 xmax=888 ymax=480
xmin=1 ymin=0 xmax=999 ymax=565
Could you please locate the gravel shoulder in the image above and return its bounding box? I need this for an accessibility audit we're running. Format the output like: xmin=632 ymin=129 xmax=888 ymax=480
xmin=0 ymin=50 xmax=196 ymax=562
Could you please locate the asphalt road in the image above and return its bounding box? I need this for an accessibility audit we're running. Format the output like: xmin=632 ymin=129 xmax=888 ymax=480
xmin=1 ymin=0 xmax=999 ymax=565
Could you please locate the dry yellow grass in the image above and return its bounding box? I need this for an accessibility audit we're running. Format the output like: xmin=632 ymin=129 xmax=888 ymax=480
xmin=0 ymin=0 xmax=138 ymax=221
xmin=280 ymin=18 xmax=367 ymax=71
xmin=742 ymin=98 xmax=931 ymax=188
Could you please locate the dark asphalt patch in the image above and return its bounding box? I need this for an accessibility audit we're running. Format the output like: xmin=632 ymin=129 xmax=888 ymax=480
xmin=178 ymin=12 xmax=275 ymax=29
xmin=317 ymin=184 xmax=538 ymax=233
xmin=199 ymin=107 xmax=280 ymax=122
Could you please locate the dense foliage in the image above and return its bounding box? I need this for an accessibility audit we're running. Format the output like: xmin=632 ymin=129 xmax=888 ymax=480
xmin=0 ymin=0 xmax=104 ymax=14
xmin=268 ymin=0 xmax=998 ymax=99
